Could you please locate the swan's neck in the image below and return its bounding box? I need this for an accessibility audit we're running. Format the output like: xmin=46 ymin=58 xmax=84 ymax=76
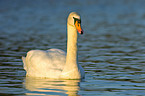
xmin=66 ymin=24 xmax=78 ymax=65
xmin=61 ymin=24 xmax=81 ymax=79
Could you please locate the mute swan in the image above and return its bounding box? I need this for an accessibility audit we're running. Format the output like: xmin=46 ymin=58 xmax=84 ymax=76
xmin=22 ymin=12 xmax=85 ymax=79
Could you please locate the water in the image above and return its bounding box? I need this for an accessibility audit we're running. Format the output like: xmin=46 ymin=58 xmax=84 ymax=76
xmin=1 ymin=0 xmax=145 ymax=95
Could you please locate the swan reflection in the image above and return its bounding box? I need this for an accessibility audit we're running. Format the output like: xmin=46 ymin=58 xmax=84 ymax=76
xmin=24 ymin=77 xmax=81 ymax=96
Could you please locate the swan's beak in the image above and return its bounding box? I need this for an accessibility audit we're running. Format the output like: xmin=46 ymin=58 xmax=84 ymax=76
xmin=75 ymin=20 xmax=83 ymax=35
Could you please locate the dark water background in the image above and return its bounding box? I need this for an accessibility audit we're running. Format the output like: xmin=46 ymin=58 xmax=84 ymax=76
xmin=1 ymin=0 xmax=145 ymax=95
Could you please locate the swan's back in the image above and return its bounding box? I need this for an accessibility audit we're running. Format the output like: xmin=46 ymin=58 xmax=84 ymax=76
xmin=22 ymin=49 xmax=66 ymax=78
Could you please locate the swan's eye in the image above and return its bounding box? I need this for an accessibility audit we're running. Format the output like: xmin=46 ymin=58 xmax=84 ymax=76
xmin=73 ymin=17 xmax=81 ymax=25
xmin=73 ymin=17 xmax=83 ymax=34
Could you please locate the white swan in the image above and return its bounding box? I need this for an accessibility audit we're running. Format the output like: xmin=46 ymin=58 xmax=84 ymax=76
xmin=22 ymin=12 xmax=85 ymax=79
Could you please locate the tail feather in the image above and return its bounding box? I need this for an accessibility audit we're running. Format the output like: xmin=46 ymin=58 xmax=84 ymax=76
xmin=22 ymin=56 xmax=27 ymax=70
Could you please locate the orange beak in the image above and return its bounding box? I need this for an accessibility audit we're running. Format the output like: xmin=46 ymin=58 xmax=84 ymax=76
xmin=75 ymin=20 xmax=83 ymax=35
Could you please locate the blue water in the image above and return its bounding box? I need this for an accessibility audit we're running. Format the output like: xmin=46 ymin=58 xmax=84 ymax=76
xmin=1 ymin=0 xmax=145 ymax=96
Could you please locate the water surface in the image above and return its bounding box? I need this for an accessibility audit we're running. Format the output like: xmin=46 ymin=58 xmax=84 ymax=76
xmin=1 ymin=0 xmax=145 ymax=96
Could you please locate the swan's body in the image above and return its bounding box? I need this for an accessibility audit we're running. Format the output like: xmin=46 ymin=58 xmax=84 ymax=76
xmin=22 ymin=12 xmax=85 ymax=79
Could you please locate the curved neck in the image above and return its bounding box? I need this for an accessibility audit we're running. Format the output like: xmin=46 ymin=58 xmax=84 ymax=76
xmin=66 ymin=24 xmax=78 ymax=66
xmin=61 ymin=23 xmax=81 ymax=79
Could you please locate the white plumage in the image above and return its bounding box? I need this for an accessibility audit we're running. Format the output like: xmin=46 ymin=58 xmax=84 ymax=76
xmin=22 ymin=12 xmax=85 ymax=79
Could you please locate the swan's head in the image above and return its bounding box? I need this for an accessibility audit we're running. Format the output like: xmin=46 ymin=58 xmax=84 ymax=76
xmin=67 ymin=12 xmax=83 ymax=34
